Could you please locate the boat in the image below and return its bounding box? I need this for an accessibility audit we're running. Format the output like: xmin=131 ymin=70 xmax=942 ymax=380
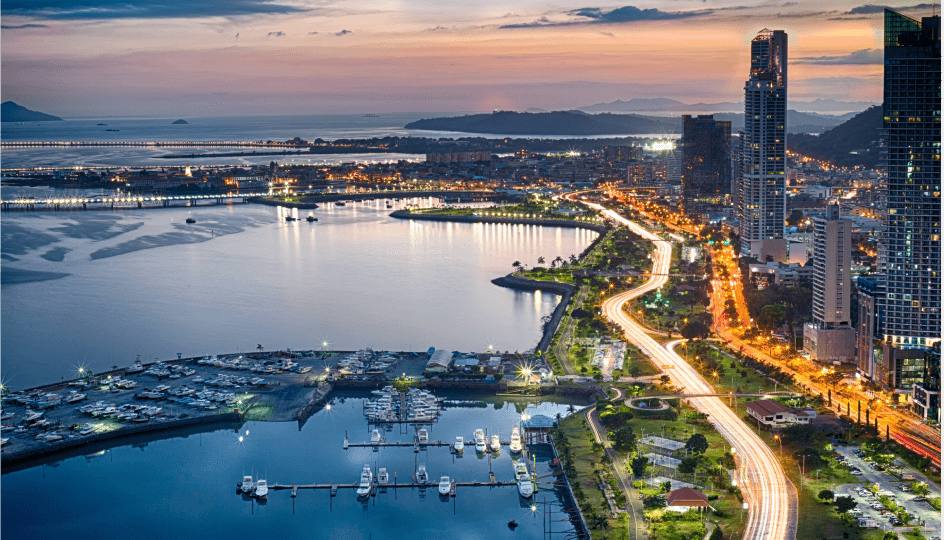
xmin=126 ymin=361 xmax=146 ymax=373
xmin=370 ymin=429 xmax=383 ymax=444
xmin=453 ymin=436 xmax=464 ymax=453
xmin=437 ymin=476 xmax=451 ymax=496
xmin=240 ymin=475 xmax=254 ymax=494
xmin=417 ymin=428 xmax=429 ymax=443
xmin=66 ymin=392 xmax=87 ymax=404
xmin=386 ymin=203 xmax=393 ymax=209
xmin=285 ymin=215 xmax=297 ymax=222
xmin=254 ymin=479 xmax=268 ymax=499
xmin=415 ymin=464 xmax=429 ymax=484
xmin=474 ymin=428 xmax=487 ymax=453
xmin=306 ymin=215 xmax=318 ymax=222
xmin=510 ymin=426 xmax=523 ymax=454
xmin=514 ymin=462 xmax=534 ymax=498
xmin=507 ymin=520 xmax=519 ymax=530
xmin=24 ymin=410 xmax=43 ymax=423
xmin=356 ymin=464 xmax=373 ymax=498
xmin=490 ymin=434 xmax=501 ymax=452
xmin=377 ymin=467 xmax=389 ymax=485
xmin=335 ymin=201 xmax=346 ymax=207
xmin=185 ymin=217 xmax=196 ymax=224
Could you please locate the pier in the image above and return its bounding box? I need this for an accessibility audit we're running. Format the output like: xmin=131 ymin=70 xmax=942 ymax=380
xmin=0 ymin=192 xmax=265 ymax=212
xmin=263 ymin=479 xmax=518 ymax=492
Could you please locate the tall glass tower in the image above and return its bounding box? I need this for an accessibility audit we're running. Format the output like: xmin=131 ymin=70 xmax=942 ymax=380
xmin=738 ymin=29 xmax=788 ymax=260
xmin=879 ymin=9 xmax=940 ymax=400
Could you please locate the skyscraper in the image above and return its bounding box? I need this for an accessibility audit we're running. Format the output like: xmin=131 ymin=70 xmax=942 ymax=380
xmin=877 ymin=10 xmax=941 ymax=398
xmin=680 ymin=114 xmax=731 ymax=219
xmin=738 ymin=29 xmax=787 ymax=261
xmin=803 ymin=205 xmax=855 ymax=363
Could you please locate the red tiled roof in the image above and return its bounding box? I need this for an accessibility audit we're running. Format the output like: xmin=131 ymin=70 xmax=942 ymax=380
xmin=745 ymin=399 xmax=792 ymax=417
xmin=666 ymin=487 xmax=709 ymax=507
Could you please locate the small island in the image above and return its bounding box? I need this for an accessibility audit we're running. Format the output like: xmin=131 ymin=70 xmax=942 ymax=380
xmin=171 ymin=119 xmax=189 ymax=125
xmin=1 ymin=101 xmax=63 ymax=122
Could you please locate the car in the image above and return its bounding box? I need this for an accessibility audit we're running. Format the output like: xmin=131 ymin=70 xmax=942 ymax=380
xmin=913 ymin=496 xmax=927 ymax=502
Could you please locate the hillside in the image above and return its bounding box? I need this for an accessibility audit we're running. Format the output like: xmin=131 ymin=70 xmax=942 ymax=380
xmin=1 ymin=101 xmax=62 ymax=122
xmin=788 ymin=106 xmax=883 ymax=167
xmin=405 ymin=109 xmax=849 ymax=137
xmin=405 ymin=110 xmax=678 ymax=136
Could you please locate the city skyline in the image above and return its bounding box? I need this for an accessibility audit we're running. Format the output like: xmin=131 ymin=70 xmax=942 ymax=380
xmin=1 ymin=0 xmax=935 ymax=117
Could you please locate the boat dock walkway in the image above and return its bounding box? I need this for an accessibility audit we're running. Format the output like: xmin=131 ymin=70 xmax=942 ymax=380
xmin=267 ymin=480 xmax=518 ymax=492
xmin=344 ymin=439 xmax=514 ymax=449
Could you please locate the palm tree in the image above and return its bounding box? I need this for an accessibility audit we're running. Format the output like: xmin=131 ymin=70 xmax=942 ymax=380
xmin=537 ymin=256 xmax=546 ymax=266
xmin=553 ymin=256 xmax=564 ymax=268
xmin=512 ymin=260 xmax=522 ymax=272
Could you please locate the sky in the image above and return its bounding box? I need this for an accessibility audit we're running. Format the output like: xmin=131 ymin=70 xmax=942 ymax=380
xmin=0 ymin=0 xmax=938 ymax=117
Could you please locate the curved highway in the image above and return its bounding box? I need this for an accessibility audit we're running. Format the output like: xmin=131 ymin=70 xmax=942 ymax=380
xmin=585 ymin=200 xmax=797 ymax=540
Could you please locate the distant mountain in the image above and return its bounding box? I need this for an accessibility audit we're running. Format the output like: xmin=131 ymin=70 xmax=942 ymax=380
xmin=405 ymin=110 xmax=678 ymax=136
xmin=788 ymin=106 xmax=883 ymax=167
xmin=1 ymin=101 xmax=62 ymax=122
xmin=580 ymin=97 xmax=875 ymax=116
xmin=405 ymin=109 xmax=850 ymax=137
xmin=580 ymin=98 xmax=741 ymax=114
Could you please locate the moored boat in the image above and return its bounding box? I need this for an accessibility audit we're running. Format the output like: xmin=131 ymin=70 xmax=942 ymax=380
xmin=417 ymin=428 xmax=429 ymax=443
xmin=489 ymin=434 xmax=501 ymax=452
xmin=514 ymin=461 xmax=534 ymax=498
xmin=510 ymin=426 xmax=523 ymax=454
xmin=377 ymin=467 xmax=389 ymax=485
xmin=437 ymin=475 xmax=451 ymax=496
xmin=453 ymin=436 xmax=464 ymax=453
xmin=254 ymin=479 xmax=268 ymax=499
xmin=240 ymin=475 xmax=254 ymax=494
xmin=414 ymin=464 xmax=429 ymax=484
xmin=474 ymin=428 xmax=487 ymax=453
xmin=356 ymin=464 xmax=373 ymax=498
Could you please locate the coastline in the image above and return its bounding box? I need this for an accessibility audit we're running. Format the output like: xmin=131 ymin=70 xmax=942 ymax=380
xmin=389 ymin=209 xmax=609 ymax=233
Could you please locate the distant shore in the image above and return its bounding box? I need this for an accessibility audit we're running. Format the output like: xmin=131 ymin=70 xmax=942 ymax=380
xmin=389 ymin=209 xmax=609 ymax=233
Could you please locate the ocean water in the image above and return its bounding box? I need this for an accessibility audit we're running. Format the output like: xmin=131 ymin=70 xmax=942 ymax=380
xmin=2 ymin=391 xmax=583 ymax=539
xmin=1 ymin=199 xmax=597 ymax=388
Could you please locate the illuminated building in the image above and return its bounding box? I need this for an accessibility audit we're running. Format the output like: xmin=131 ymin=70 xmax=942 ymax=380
xmin=878 ymin=10 xmax=941 ymax=397
xmin=680 ymin=114 xmax=731 ymax=219
xmin=738 ymin=29 xmax=788 ymax=261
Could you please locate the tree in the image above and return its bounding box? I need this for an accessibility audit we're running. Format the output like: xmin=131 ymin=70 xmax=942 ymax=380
xmin=611 ymin=425 xmax=637 ymax=451
xmin=630 ymin=455 xmax=648 ymax=478
xmin=882 ymin=533 xmax=899 ymax=540
xmin=758 ymin=303 xmax=787 ymax=330
xmin=681 ymin=320 xmax=710 ymax=340
xmin=678 ymin=456 xmax=699 ymax=474
xmin=818 ymin=489 xmax=835 ymax=502
xmin=685 ymin=433 xmax=709 ymax=455
xmin=834 ymin=496 xmax=856 ymax=513
xmin=911 ymin=481 xmax=930 ymax=496
xmin=537 ymin=256 xmax=546 ymax=265
xmin=512 ymin=260 xmax=522 ymax=271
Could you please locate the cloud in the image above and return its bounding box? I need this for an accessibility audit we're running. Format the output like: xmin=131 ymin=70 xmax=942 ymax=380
xmin=795 ymin=48 xmax=883 ymax=65
xmin=267 ymin=31 xmax=285 ymax=38
xmin=846 ymin=3 xmax=934 ymax=14
xmin=0 ymin=23 xmax=49 ymax=29
xmin=334 ymin=29 xmax=352 ymax=36
xmin=3 ymin=0 xmax=306 ymax=20
xmin=500 ymin=4 xmax=707 ymax=29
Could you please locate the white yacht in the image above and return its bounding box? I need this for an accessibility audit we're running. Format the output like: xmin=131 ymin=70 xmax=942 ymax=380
xmin=453 ymin=436 xmax=464 ymax=453
xmin=377 ymin=467 xmax=390 ymax=485
xmin=490 ymin=434 xmax=501 ymax=452
xmin=356 ymin=464 xmax=373 ymax=498
xmin=24 ymin=410 xmax=43 ymax=423
xmin=370 ymin=429 xmax=383 ymax=444
xmin=415 ymin=464 xmax=429 ymax=484
xmin=240 ymin=475 xmax=254 ymax=494
xmin=254 ymin=479 xmax=268 ymax=499
xmin=437 ymin=475 xmax=452 ymax=496
xmin=474 ymin=429 xmax=487 ymax=453
xmin=514 ymin=462 xmax=534 ymax=498
xmin=510 ymin=426 xmax=523 ymax=454
xmin=417 ymin=428 xmax=429 ymax=443
xmin=66 ymin=392 xmax=87 ymax=404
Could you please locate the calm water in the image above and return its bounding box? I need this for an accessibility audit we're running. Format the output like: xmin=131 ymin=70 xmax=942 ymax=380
xmin=2 ymin=392 xmax=582 ymax=539
xmin=1 ymin=199 xmax=596 ymax=388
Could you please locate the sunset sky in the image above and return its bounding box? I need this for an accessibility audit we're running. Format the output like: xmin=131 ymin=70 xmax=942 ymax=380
xmin=1 ymin=1 xmax=937 ymax=117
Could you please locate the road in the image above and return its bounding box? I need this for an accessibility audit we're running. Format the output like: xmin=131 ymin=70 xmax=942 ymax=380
xmin=585 ymin=387 xmax=648 ymax=540
xmin=584 ymin=200 xmax=797 ymax=540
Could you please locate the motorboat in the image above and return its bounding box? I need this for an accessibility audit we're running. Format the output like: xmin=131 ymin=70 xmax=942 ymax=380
xmin=474 ymin=428 xmax=487 ymax=453
xmin=417 ymin=428 xmax=429 ymax=443
xmin=356 ymin=464 xmax=373 ymax=498
xmin=370 ymin=429 xmax=383 ymax=444
xmin=66 ymin=392 xmax=87 ymax=404
xmin=437 ymin=476 xmax=451 ymax=496
xmin=185 ymin=217 xmax=196 ymax=224
xmin=510 ymin=426 xmax=523 ymax=454
xmin=453 ymin=436 xmax=464 ymax=453
xmin=306 ymin=215 xmax=318 ymax=222
xmin=514 ymin=461 xmax=534 ymax=498
xmin=24 ymin=410 xmax=43 ymax=423
xmin=285 ymin=215 xmax=297 ymax=222
xmin=240 ymin=475 xmax=254 ymax=494
xmin=490 ymin=434 xmax=501 ymax=452
xmin=335 ymin=201 xmax=346 ymax=207
xmin=126 ymin=361 xmax=146 ymax=374
xmin=415 ymin=464 xmax=429 ymax=484
xmin=254 ymin=479 xmax=268 ymax=499
xmin=377 ymin=467 xmax=389 ymax=485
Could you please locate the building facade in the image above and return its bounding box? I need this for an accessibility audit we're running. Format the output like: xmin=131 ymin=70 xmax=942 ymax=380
xmin=855 ymin=276 xmax=884 ymax=381
xmin=680 ymin=114 xmax=732 ymax=219
xmin=878 ymin=10 xmax=941 ymax=395
xmin=738 ymin=29 xmax=788 ymax=261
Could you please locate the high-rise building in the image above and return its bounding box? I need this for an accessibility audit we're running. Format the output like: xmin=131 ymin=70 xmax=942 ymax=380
xmin=912 ymin=344 xmax=940 ymax=422
xmin=803 ymin=205 xmax=856 ymax=363
xmin=854 ymin=276 xmax=884 ymax=381
xmin=738 ymin=29 xmax=788 ymax=261
xmin=680 ymin=115 xmax=731 ymax=219
xmin=877 ymin=10 xmax=941 ymax=396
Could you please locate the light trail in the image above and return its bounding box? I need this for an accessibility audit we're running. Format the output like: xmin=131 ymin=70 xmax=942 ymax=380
xmin=582 ymin=200 xmax=797 ymax=540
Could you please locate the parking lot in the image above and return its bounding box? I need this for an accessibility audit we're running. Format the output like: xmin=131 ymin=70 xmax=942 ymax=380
xmin=834 ymin=445 xmax=941 ymax=535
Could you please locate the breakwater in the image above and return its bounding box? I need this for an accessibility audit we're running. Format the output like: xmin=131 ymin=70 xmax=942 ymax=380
xmin=390 ymin=209 xmax=609 ymax=233
xmin=491 ymin=275 xmax=575 ymax=353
